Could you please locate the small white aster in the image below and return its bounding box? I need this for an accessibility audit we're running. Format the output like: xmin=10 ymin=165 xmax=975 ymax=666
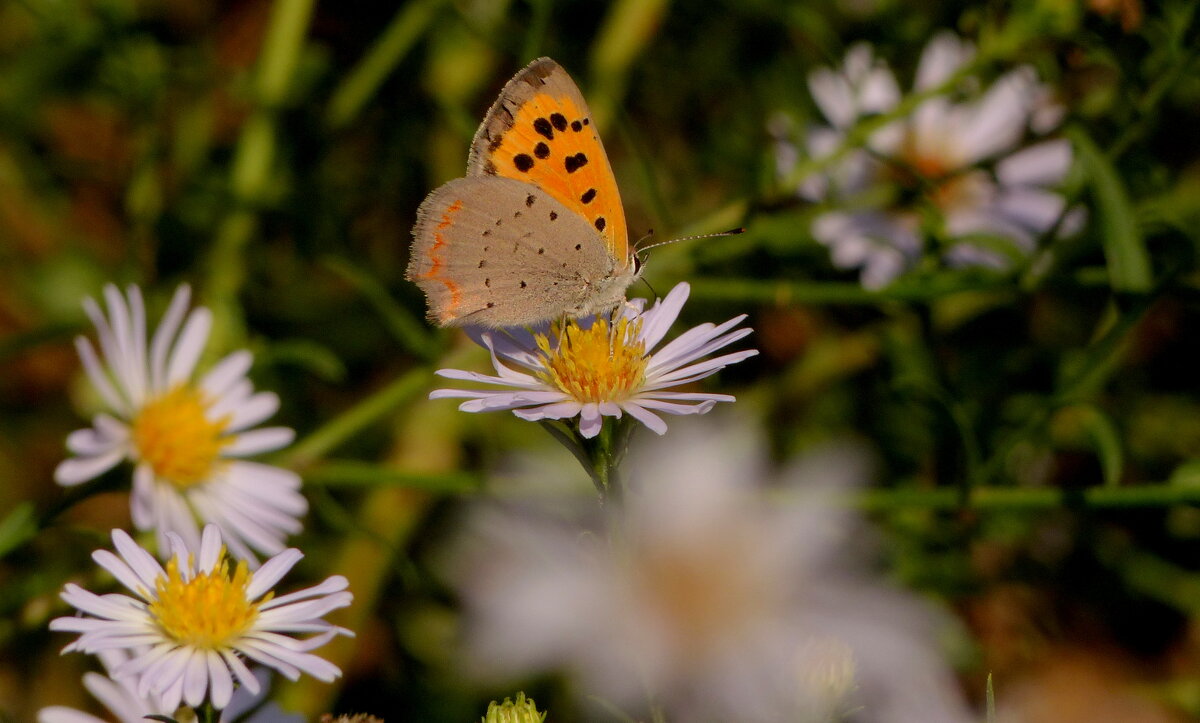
xmin=37 ymin=649 xmax=301 ymax=723
xmin=55 ymin=283 xmax=306 ymax=564
xmin=792 ymin=32 xmax=1079 ymax=288
xmin=429 ymin=282 xmax=758 ymax=439
xmin=49 ymin=525 xmax=353 ymax=713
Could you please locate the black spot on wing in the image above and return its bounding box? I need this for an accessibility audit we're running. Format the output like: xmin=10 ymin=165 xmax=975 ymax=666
xmin=571 ymin=120 xmax=583 ymax=132
xmin=549 ymin=211 xmax=558 ymax=221
xmin=550 ymin=113 xmax=568 ymax=131
xmin=533 ymin=117 xmax=553 ymax=140
xmin=513 ymin=154 xmax=534 ymax=172
xmin=595 ymin=217 xmax=606 ymax=232
xmin=525 ymin=194 xmax=535 ymax=207
xmin=580 ymin=188 xmax=596 ymax=204
xmin=534 ymin=142 xmax=550 ymax=159
xmin=564 ymin=153 xmax=588 ymax=173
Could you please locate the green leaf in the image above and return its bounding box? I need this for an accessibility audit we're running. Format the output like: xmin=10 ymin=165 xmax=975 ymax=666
xmin=1069 ymin=126 xmax=1152 ymax=292
xmin=0 ymin=503 xmax=36 ymax=559
xmin=303 ymin=461 xmax=480 ymax=493
xmin=1169 ymin=460 xmax=1200 ymax=488
xmin=1075 ymin=405 xmax=1125 ymax=487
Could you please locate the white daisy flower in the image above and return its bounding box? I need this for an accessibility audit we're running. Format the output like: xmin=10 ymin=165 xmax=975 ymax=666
xmin=55 ymin=283 xmax=306 ymax=564
xmin=49 ymin=525 xmax=352 ymax=714
xmin=451 ymin=416 xmax=973 ymax=723
xmin=429 ymin=282 xmax=758 ymax=439
xmin=38 ymin=649 xmax=302 ymax=723
xmin=796 ymin=32 xmax=1078 ymax=288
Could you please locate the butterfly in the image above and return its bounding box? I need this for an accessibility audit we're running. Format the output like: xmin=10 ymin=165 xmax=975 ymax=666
xmin=407 ymin=57 xmax=640 ymax=328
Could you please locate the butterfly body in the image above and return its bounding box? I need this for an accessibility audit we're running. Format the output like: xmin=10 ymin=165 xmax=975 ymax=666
xmin=408 ymin=57 xmax=638 ymax=328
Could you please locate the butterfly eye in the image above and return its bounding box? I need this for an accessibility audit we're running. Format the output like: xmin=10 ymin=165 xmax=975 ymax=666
xmin=632 ymin=254 xmax=644 ymax=276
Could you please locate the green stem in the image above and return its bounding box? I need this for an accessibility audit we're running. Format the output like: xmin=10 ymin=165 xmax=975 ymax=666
xmin=853 ymin=481 xmax=1200 ymax=511
xmin=197 ymin=701 xmax=219 ymax=723
xmin=207 ymin=0 xmax=314 ymax=340
xmin=280 ymin=367 xmax=430 ymax=469
xmin=539 ymin=417 xmax=634 ymax=503
xmin=325 ymin=0 xmax=450 ymax=130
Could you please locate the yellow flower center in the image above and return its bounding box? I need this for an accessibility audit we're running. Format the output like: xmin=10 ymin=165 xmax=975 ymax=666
xmin=534 ymin=317 xmax=648 ymax=403
xmin=148 ymin=550 xmax=265 ymax=650
xmin=131 ymin=386 xmax=230 ymax=488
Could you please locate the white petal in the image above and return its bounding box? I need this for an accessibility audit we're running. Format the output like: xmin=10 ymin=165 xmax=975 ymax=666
xmin=996 ymin=139 xmax=1072 ymax=187
xmin=221 ymin=649 xmax=261 ymax=694
xmin=126 ymin=285 xmax=149 ymax=405
xmin=165 ymin=308 xmax=212 ymax=386
xmin=109 ymin=529 xmax=167 ymax=592
xmin=37 ymin=708 xmax=105 ymax=723
xmin=200 ymin=350 xmax=253 ymax=399
xmin=102 ymin=286 xmax=142 ymax=403
xmin=75 ymin=337 xmax=128 ymax=416
xmin=55 ymin=449 xmax=126 ymax=486
xmin=183 ymin=648 xmax=209 ymax=707
xmin=65 ymin=426 xmax=124 ymax=456
xmin=223 ymin=392 xmax=281 ymax=432
xmin=247 ymin=549 xmax=303 ymax=599
xmin=809 ymin=67 xmax=855 ymax=128
xmin=258 ymin=576 xmax=349 ymax=611
xmin=620 ymin=402 xmax=668 ymax=435
xmin=222 ymin=427 xmax=295 ymax=457
xmin=994 ymin=188 xmax=1067 ymax=232
xmin=957 ymin=67 xmax=1038 ymax=162
xmin=916 ymin=31 xmax=973 ymax=90
xmin=638 ymin=282 xmax=690 ymax=351
xmin=578 ymin=404 xmax=603 ymax=438
xmin=151 ymin=284 xmax=192 ymax=391
xmin=207 ymin=649 xmax=234 ymax=709
xmin=199 ymin=524 xmax=223 ymax=571
xmin=511 ymin=401 xmax=582 ymax=422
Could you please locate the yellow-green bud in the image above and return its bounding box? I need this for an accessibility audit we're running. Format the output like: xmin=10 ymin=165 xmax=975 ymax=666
xmin=481 ymin=692 xmax=547 ymax=723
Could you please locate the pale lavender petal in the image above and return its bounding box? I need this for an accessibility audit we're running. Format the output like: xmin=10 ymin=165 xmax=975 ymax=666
xmin=75 ymin=337 xmax=128 ymax=416
xmin=222 ymin=392 xmax=281 ymax=432
xmin=165 ymin=308 xmax=212 ymax=387
xmin=223 ymin=427 xmax=295 ymax=457
xmin=433 ymin=368 xmax=541 ymax=388
xmin=55 ymin=449 xmax=126 ymax=486
xmin=200 ymin=350 xmax=253 ymax=400
xmin=182 ymin=648 xmax=209 ymax=707
xmin=638 ymin=283 xmax=689 ymax=351
xmin=207 ymin=649 xmax=234 ymax=709
xmin=620 ymin=402 xmax=668 ymax=435
xmin=246 ymin=549 xmax=303 ymax=600
xmin=916 ymin=31 xmax=973 ymax=91
xmin=996 ymin=139 xmax=1072 ymax=187
xmin=150 ymin=284 xmax=192 ymax=391
xmin=512 ymin=401 xmax=583 ymax=422
xmin=578 ymin=404 xmax=603 ymax=438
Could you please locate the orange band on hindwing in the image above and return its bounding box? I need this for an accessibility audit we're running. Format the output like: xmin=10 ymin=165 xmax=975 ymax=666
xmin=417 ymin=199 xmax=464 ymax=319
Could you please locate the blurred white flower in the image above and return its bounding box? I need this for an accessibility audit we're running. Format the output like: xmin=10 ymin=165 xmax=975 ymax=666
xmin=37 ymin=649 xmax=302 ymax=723
xmin=55 ymin=284 xmax=306 ymax=564
xmin=431 ymin=282 xmax=757 ymax=438
xmin=50 ymin=525 xmax=353 ymax=713
xmin=792 ymin=32 xmax=1079 ymax=288
xmin=451 ymin=416 xmax=973 ymax=723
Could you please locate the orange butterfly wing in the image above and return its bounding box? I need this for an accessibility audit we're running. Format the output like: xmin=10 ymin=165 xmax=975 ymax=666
xmin=466 ymin=58 xmax=631 ymax=269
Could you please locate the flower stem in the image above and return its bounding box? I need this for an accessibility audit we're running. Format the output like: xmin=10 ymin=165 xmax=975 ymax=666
xmin=197 ymin=701 xmax=219 ymax=723
xmin=540 ymin=417 xmax=635 ymax=504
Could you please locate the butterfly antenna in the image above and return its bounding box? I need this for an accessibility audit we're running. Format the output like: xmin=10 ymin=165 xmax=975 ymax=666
xmin=636 ymin=227 xmax=745 ymax=256
xmin=633 ymin=228 xmax=656 ymax=252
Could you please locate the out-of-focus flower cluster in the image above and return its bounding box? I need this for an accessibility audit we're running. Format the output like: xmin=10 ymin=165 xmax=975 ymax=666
xmin=778 ymin=32 xmax=1081 ymax=288
xmin=449 ymin=416 xmax=973 ymax=723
